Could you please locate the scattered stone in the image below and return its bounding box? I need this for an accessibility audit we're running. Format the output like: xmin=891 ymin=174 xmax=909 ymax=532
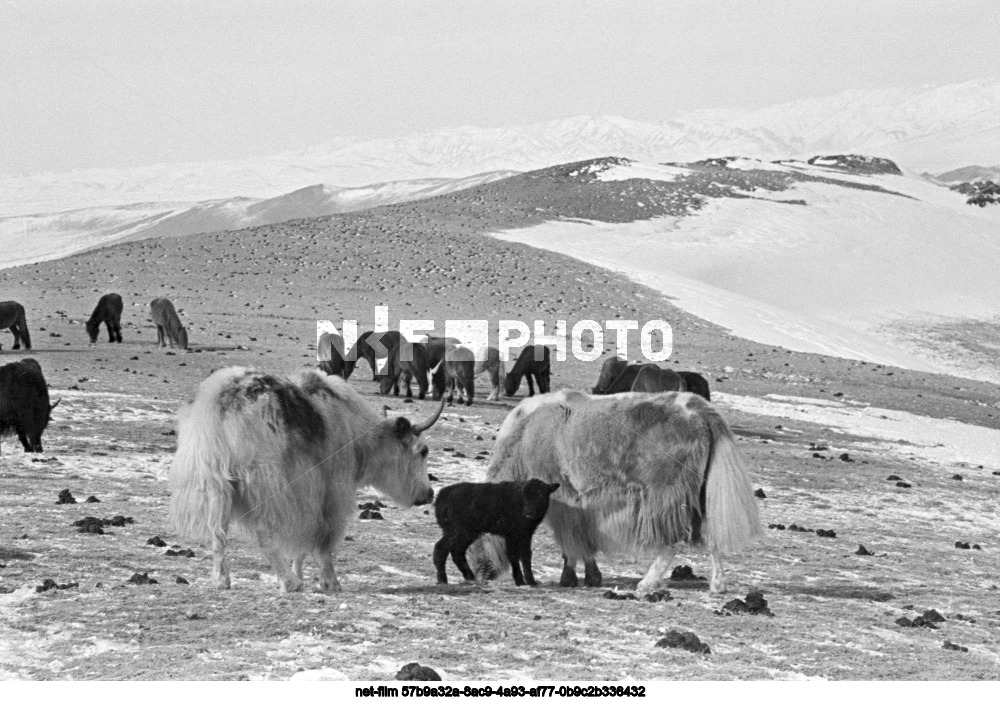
xmin=56 ymin=489 xmax=77 ymax=505
xmin=655 ymin=630 xmax=711 ymax=654
xmin=669 ymin=565 xmax=705 ymax=581
xmin=602 ymin=590 xmax=637 ymax=601
xmin=128 ymin=572 xmax=158 ymax=585
xmin=943 ymin=641 xmax=969 ymax=653
xmin=359 ymin=509 xmax=384 ymax=520
xmin=895 ymin=481 xmax=911 ymax=489
xmin=768 ymin=523 xmax=786 ymax=530
xmin=839 ymin=453 xmax=854 ymax=462
xmin=165 ymin=548 xmax=196 ymax=558
xmin=955 ymin=541 xmax=971 ymax=550
xmin=644 ymin=590 xmax=673 ymax=603
xmin=720 ymin=591 xmax=773 ymax=617
xmin=887 ymin=474 xmax=901 ymax=481
xmin=816 ymin=529 xmax=837 ymax=538
xmin=952 ymin=474 xmax=964 ymax=481
xmin=35 ymin=579 xmax=79 ymax=593
xmin=754 ymin=488 xmax=766 ymax=499
xmin=395 ymin=663 xmax=442 ymax=681
xmin=452 ymin=452 xmax=467 ymax=458
xmin=921 ymin=609 xmax=946 ymax=623
xmin=147 ymin=535 xmax=168 ymax=547
xmin=85 ymin=495 xmax=101 ymax=503
xmin=162 ymin=430 xmax=176 ymax=436
xmin=428 ymin=473 xmax=439 ymax=482
xmin=856 ymin=544 xmax=874 ymax=556
xmin=185 ymin=611 xmax=205 ymax=620
xmin=175 ymin=577 xmax=189 ymax=585
xmin=788 ymin=524 xmax=815 ymax=533
xmin=953 ymin=613 xmax=977 ymax=624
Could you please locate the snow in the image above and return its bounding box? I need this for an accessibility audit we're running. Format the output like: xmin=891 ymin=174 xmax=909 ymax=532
xmin=594 ymin=162 xmax=692 ymax=182
xmin=488 ymin=169 xmax=1000 ymax=383
xmin=716 ymin=392 xmax=1000 ymax=470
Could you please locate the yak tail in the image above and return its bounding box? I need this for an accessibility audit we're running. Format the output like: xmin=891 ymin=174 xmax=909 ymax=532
xmin=470 ymin=534 xmax=509 ymax=581
xmin=701 ymin=409 xmax=764 ymax=555
xmin=168 ymin=401 xmax=235 ymax=547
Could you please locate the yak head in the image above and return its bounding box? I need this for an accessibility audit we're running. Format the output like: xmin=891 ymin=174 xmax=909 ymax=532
xmin=85 ymin=320 xmax=100 ymax=343
xmin=521 ymin=479 xmax=560 ymax=521
xmin=367 ymin=396 xmax=445 ymax=508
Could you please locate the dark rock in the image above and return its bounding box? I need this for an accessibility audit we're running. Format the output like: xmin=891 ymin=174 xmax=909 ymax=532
xmin=655 ymin=630 xmax=710 ymax=654
xmin=754 ymin=488 xmax=766 ymax=499
xmin=895 ymin=616 xmax=915 ymax=628
xmin=85 ymin=496 xmax=101 ymax=503
xmin=895 ymin=481 xmax=911 ymax=488
xmin=175 ymin=577 xmax=189 ymax=585
xmin=856 ymin=544 xmax=874 ymax=556
xmin=720 ymin=590 xmax=773 ymax=617
xmin=952 ymin=474 xmax=964 ymax=481
xmin=669 ymin=565 xmax=705 ymax=581
xmin=395 ymin=663 xmax=442 ymax=681
xmin=35 ymin=579 xmax=79 ymax=593
xmin=428 ymin=473 xmax=439 ymax=482
xmin=56 ymin=489 xmax=77 ymax=505
xmin=602 ymin=590 xmax=637 ymax=601
xmin=644 ymin=590 xmax=673 ymax=603
xmin=839 ymin=453 xmax=854 ymax=462
xmin=147 ymin=535 xmax=168 ymax=547
xmin=887 ymin=475 xmax=901 ymax=481
xmin=128 ymin=572 xmax=158 ymax=585
xmin=816 ymin=529 xmax=837 ymax=538
xmin=166 ymin=548 xmax=196 ymax=558
xmin=359 ymin=509 xmax=384 ymax=520
xmin=956 ymin=541 xmax=971 ymax=550
xmin=921 ymin=609 xmax=946 ymax=623
xmin=768 ymin=523 xmax=786 ymax=530
xmin=943 ymin=641 xmax=969 ymax=652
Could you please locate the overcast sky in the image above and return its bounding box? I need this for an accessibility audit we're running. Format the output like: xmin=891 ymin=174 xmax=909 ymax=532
xmin=2 ymin=0 xmax=999 ymax=175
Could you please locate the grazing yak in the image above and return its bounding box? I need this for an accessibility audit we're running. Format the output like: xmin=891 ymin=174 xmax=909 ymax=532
xmin=429 ymin=338 xmax=505 ymax=402
xmin=345 ymin=330 xmax=404 ymax=382
xmin=431 ymin=344 xmax=477 ymax=406
xmin=0 ymin=301 xmax=32 ymax=351
xmin=0 ymin=358 xmax=59 ymax=453
xmin=592 ymin=356 xmax=709 ymax=400
xmin=169 ymin=367 xmax=442 ymax=593
xmin=504 ymin=345 xmax=551 ymax=397
xmin=150 ymin=298 xmax=188 ymax=350
xmin=472 ymin=390 xmax=762 ymax=594
xmin=381 ymin=339 xmax=434 ymax=400
xmin=86 ymin=293 xmax=124 ymax=343
xmin=316 ymin=322 xmax=349 ymax=378
xmin=677 ymin=371 xmax=711 ymax=402
xmin=630 ymin=365 xmax=686 ymax=393
xmin=434 ymin=479 xmax=560 ymax=586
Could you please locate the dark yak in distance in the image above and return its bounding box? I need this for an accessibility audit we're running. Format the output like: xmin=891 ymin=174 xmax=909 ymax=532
xmin=150 ymin=298 xmax=189 ymax=350
xmin=381 ymin=339 xmax=433 ymax=400
xmin=0 ymin=301 xmax=32 ymax=351
xmin=0 ymin=358 xmax=59 ymax=453
xmin=504 ymin=345 xmax=551 ymax=397
xmin=346 ymin=330 xmax=404 ymax=381
xmin=86 ymin=293 xmax=124 ymax=343
xmin=630 ymin=365 xmax=686 ymax=393
xmin=591 ymin=356 xmax=710 ymax=400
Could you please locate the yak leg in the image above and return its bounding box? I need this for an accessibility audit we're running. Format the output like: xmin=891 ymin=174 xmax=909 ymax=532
xmin=487 ymin=372 xmax=499 ymax=401
xmin=559 ymin=554 xmax=579 ymax=587
xmin=449 ymin=538 xmax=478 ymax=582
xmin=257 ymin=532 xmax=303 ymax=593
xmin=709 ymin=552 xmax=726 ymax=594
xmin=315 ymin=549 xmax=341 ymax=593
xmin=583 ymin=558 xmax=603 ymax=587
xmin=526 ymin=373 xmax=536 ymax=397
xmin=156 ymin=325 xmax=166 ymax=347
xmin=433 ymin=537 xmax=451 ymax=584
xmin=211 ymin=530 xmax=231 ymax=590
xmin=505 ymin=538 xmax=527 ymax=586
xmin=636 ymin=546 xmax=676 ymax=595
xmin=517 ymin=541 xmax=537 ymax=586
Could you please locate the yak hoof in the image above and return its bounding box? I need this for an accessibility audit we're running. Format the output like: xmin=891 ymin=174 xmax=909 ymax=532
xmin=559 ymin=569 xmax=579 ymax=588
xmin=319 ymin=578 xmax=342 ymax=594
xmin=213 ymin=575 xmax=232 ymax=590
xmin=583 ymin=564 xmax=603 ymax=587
xmin=279 ymin=576 xmax=305 ymax=593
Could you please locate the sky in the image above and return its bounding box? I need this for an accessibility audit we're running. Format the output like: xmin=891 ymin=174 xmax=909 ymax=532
xmin=2 ymin=0 xmax=999 ymax=175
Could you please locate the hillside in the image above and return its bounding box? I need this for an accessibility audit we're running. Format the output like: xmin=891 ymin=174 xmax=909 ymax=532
xmin=1 ymin=158 xmax=999 ymax=681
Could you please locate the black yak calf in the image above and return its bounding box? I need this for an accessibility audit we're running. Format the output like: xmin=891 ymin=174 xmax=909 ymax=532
xmin=433 ymin=479 xmax=559 ymax=586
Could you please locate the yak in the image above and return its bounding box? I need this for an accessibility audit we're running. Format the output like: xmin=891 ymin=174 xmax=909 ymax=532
xmin=150 ymin=298 xmax=188 ymax=350
xmin=472 ymin=390 xmax=762 ymax=595
xmin=0 ymin=301 xmax=32 ymax=351
xmin=0 ymin=358 xmax=59 ymax=453
xmin=431 ymin=344 xmax=477 ymax=406
xmin=504 ymin=345 xmax=551 ymax=397
xmin=630 ymin=365 xmax=686 ymax=393
xmin=86 ymin=293 xmax=124 ymax=343
xmin=169 ymin=367 xmax=442 ymax=593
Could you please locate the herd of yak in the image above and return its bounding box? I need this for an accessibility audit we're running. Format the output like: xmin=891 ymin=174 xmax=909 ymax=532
xmin=2 ymin=293 xmax=761 ymax=597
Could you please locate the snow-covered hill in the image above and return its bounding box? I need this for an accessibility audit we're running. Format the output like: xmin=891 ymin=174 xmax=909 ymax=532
xmin=0 ymin=170 xmax=514 ymax=270
xmin=3 ymin=82 xmax=999 ymax=215
xmin=488 ymin=158 xmax=1000 ymax=384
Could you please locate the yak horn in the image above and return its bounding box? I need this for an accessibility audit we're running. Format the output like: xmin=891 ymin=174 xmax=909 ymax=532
xmin=411 ymin=394 xmax=446 ymax=435
xmin=50 ymin=398 xmax=62 ymax=411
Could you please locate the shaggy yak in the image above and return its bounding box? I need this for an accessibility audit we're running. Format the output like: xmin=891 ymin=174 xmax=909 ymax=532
xmin=0 ymin=301 xmax=32 ymax=351
xmin=429 ymin=338 xmax=506 ymax=402
xmin=434 ymin=479 xmax=560 ymax=586
xmin=504 ymin=345 xmax=551 ymax=397
xmin=381 ymin=339 xmax=434 ymax=400
xmin=316 ymin=322 xmax=348 ymax=378
xmin=431 ymin=344 xmax=477 ymax=406
xmin=0 ymin=358 xmax=59 ymax=453
xmin=149 ymin=298 xmax=188 ymax=350
xmin=344 ymin=330 xmax=403 ymax=381
xmin=472 ymin=390 xmax=762 ymax=594
xmin=169 ymin=367 xmax=442 ymax=593
xmin=86 ymin=293 xmax=124 ymax=343
xmin=630 ymin=365 xmax=686 ymax=393
xmin=676 ymin=371 xmax=711 ymax=402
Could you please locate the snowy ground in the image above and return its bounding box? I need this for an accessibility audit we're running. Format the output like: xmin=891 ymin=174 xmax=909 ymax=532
xmin=489 ymin=162 xmax=1000 ymax=383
